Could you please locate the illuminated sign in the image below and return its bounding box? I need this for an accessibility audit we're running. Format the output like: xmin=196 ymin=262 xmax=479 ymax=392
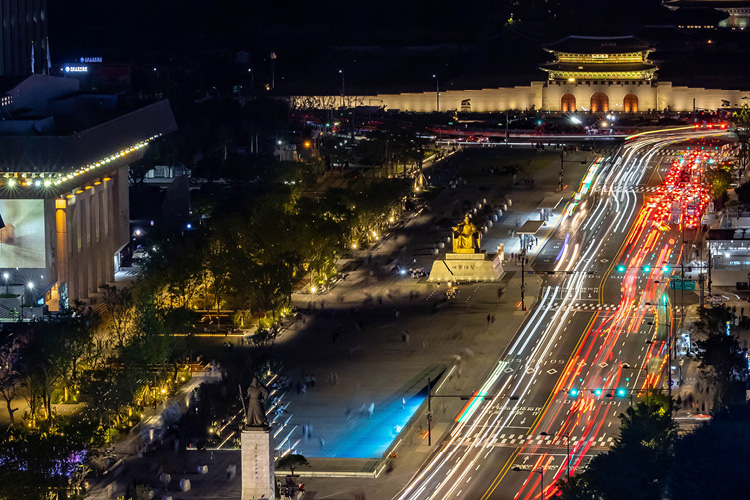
xmin=79 ymin=57 xmax=102 ymax=63
xmin=64 ymin=65 xmax=88 ymax=73
xmin=0 ymin=200 xmax=46 ymax=269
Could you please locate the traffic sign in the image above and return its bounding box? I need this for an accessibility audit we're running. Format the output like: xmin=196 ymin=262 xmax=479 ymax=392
xmin=669 ymin=279 xmax=695 ymax=290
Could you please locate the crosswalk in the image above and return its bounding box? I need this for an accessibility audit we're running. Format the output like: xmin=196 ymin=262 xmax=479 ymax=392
xmin=551 ymin=302 xmax=684 ymax=313
xmin=594 ymin=186 xmax=660 ymax=193
xmin=464 ymin=433 xmax=616 ymax=447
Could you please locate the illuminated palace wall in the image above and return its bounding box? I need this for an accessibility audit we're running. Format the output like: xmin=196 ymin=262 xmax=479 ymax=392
xmin=292 ymin=82 xmax=750 ymax=113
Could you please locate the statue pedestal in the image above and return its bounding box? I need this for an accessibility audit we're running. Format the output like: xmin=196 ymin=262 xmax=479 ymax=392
xmin=428 ymin=252 xmax=503 ymax=282
xmin=241 ymin=428 xmax=275 ymax=500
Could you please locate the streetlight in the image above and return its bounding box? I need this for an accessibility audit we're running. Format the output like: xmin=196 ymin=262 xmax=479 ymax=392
xmin=20 ymin=282 xmax=33 ymax=322
xmin=432 ymin=74 xmax=440 ymax=112
xmin=339 ymin=69 xmax=345 ymax=107
xmin=541 ymin=431 xmax=571 ymax=478
xmin=512 ymin=466 xmax=544 ymax=500
xmin=2 ymin=272 xmax=8 ymax=295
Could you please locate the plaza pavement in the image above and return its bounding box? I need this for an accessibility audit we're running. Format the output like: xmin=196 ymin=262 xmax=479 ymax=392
xmin=266 ymin=148 xmax=595 ymax=499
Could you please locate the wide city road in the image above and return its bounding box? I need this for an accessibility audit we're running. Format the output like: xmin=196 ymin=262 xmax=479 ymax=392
xmin=394 ymin=128 xmax=726 ymax=500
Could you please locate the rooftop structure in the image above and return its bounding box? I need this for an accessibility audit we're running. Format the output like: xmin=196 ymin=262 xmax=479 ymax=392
xmin=541 ymin=36 xmax=657 ymax=82
xmin=664 ymin=0 xmax=750 ymax=29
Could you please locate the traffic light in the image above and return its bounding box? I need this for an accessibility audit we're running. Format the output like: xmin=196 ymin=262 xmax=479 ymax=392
xmin=616 ymin=388 xmax=627 ymax=398
xmin=568 ymin=388 xmax=579 ymax=398
xmin=594 ymin=388 xmax=602 ymax=397
xmin=643 ymin=265 xmax=651 ymax=272
xmin=617 ymin=265 xmax=626 ymax=272
xmin=661 ymin=265 xmax=670 ymax=272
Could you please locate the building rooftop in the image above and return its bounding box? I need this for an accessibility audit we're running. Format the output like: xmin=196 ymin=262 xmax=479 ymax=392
xmin=0 ymin=75 xmax=177 ymax=195
xmin=543 ymin=35 xmax=653 ymax=54
xmin=665 ymin=0 xmax=750 ymax=8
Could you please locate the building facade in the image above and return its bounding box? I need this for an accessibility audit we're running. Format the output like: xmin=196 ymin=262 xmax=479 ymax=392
xmin=290 ymin=36 xmax=750 ymax=114
xmin=0 ymin=75 xmax=177 ymax=314
xmin=0 ymin=0 xmax=49 ymax=76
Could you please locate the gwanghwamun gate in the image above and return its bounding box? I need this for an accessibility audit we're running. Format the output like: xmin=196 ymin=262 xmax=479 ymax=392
xmin=291 ymin=35 xmax=750 ymax=114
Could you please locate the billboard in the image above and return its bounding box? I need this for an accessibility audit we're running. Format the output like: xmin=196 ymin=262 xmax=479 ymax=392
xmin=0 ymin=200 xmax=46 ymax=269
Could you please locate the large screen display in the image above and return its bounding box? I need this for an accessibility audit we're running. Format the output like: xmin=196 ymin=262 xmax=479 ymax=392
xmin=0 ymin=200 xmax=46 ymax=269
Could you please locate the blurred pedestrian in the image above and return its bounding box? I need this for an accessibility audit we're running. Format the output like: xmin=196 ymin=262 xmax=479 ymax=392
xmin=402 ymin=397 xmax=406 ymax=409
xmin=368 ymin=402 xmax=375 ymax=419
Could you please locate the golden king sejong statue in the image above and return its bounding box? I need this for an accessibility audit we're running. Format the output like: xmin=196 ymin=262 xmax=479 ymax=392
xmin=452 ymin=214 xmax=481 ymax=253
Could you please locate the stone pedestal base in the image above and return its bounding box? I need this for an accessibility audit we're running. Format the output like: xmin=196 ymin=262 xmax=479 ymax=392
xmin=241 ymin=428 xmax=275 ymax=500
xmin=428 ymin=253 xmax=503 ymax=282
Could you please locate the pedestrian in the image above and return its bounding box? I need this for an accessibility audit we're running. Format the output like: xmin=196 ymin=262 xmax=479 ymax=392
xmin=302 ymin=425 xmax=308 ymax=440
xmin=487 ymin=314 xmax=491 ymax=324
xmin=310 ymin=375 xmax=317 ymax=389
xmin=395 ymin=310 xmax=400 ymax=318
xmin=491 ymin=315 xmax=496 ymax=323
xmin=359 ymin=402 xmax=366 ymax=417
xmin=368 ymin=402 xmax=375 ymax=419
xmin=402 ymin=397 xmax=406 ymax=409
xmin=319 ymin=438 xmax=325 ymax=449
xmin=422 ymin=340 xmax=429 ymax=350
xmin=308 ymin=424 xmax=313 ymax=438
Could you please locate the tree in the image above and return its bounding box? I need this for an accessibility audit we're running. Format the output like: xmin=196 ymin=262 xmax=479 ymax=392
xmin=0 ymin=430 xmax=85 ymax=500
xmin=276 ymin=454 xmax=309 ymax=476
xmin=705 ymin=166 xmax=732 ymax=201
xmin=667 ymin=405 xmax=750 ymax=500
xmin=100 ymin=284 xmax=134 ymax=346
xmin=693 ymin=306 xmax=747 ymax=407
xmin=19 ymin=313 xmax=94 ymax=425
xmin=556 ymin=475 xmax=596 ymax=500
xmin=0 ymin=336 xmax=24 ymax=427
xmin=567 ymin=396 xmax=677 ymax=500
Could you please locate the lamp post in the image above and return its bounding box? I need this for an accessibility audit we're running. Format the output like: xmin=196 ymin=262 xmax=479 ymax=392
xmin=432 ymin=74 xmax=439 ymax=112
xmin=339 ymin=69 xmax=345 ymax=108
xmin=540 ymin=431 xmax=571 ymax=479
xmin=520 ymin=249 xmax=527 ymax=311
xmin=646 ymin=295 xmax=673 ymax=410
xmin=512 ymin=466 xmax=544 ymax=500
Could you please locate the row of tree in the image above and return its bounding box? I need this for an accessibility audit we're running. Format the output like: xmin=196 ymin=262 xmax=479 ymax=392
xmin=143 ymin=163 xmax=412 ymax=328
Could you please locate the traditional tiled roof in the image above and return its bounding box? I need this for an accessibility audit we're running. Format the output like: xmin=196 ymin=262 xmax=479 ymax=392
xmin=540 ymin=62 xmax=657 ymax=73
xmin=543 ymin=36 xmax=653 ymax=54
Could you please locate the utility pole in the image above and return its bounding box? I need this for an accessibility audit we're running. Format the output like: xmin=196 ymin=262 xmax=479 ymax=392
xmin=521 ymin=249 xmax=527 ymax=311
xmin=427 ymin=376 xmax=432 ymax=446
xmin=559 ymin=150 xmax=565 ymax=191
xmin=339 ymin=69 xmax=345 ymax=108
xmin=433 ymin=74 xmax=439 ymax=112
xmin=505 ymin=109 xmax=510 ymax=144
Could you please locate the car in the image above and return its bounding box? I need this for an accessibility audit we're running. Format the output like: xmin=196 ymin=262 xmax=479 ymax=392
xmin=132 ymin=248 xmax=149 ymax=261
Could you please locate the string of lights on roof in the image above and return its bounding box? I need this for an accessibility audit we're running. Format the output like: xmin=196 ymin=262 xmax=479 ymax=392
xmin=1 ymin=134 xmax=162 ymax=188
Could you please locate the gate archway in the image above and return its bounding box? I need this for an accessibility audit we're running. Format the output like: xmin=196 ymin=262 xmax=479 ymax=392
xmin=561 ymin=93 xmax=576 ymax=112
xmin=590 ymin=92 xmax=609 ymax=112
xmin=623 ymin=93 xmax=638 ymax=112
